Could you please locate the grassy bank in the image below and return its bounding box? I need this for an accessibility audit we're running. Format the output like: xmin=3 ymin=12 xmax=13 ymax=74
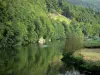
xmin=84 ymin=39 xmax=100 ymax=48
xmin=62 ymin=48 xmax=100 ymax=73
xmin=74 ymin=48 xmax=100 ymax=62
xmin=49 ymin=13 xmax=71 ymax=24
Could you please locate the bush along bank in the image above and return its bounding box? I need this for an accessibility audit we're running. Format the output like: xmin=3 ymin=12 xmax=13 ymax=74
xmin=62 ymin=52 xmax=100 ymax=75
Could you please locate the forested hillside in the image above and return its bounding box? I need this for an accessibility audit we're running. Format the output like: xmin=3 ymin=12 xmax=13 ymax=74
xmin=67 ymin=0 xmax=100 ymax=12
xmin=0 ymin=0 xmax=100 ymax=46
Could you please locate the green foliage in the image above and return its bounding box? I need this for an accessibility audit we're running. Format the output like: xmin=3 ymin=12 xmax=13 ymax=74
xmin=0 ymin=0 xmax=55 ymax=46
xmin=85 ymin=24 xmax=100 ymax=37
xmin=34 ymin=17 xmax=48 ymax=38
xmin=51 ymin=20 xmax=66 ymax=40
xmin=46 ymin=0 xmax=60 ymax=12
xmin=64 ymin=34 xmax=84 ymax=54
xmin=68 ymin=0 xmax=100 ymax=12
xmin=62 ymin=52 xmax=100 ymax=73
xmin=85 ymin=39 xmax=100 ymax=48
xmin=46 ymin=0 xmax=100 ymax=38
xmin=0 ymin=0 xmax=100 ymax=46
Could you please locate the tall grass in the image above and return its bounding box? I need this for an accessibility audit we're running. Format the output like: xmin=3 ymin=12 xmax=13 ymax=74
xmin=63 ymin=34 xmax=84 ymax=54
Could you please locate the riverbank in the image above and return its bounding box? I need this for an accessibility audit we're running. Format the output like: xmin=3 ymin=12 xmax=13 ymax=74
xmin=62 ymin=48 xmax=100 ymax=74
xmin=84 ymin=39 xmax=100 ymax=48
xmin=74 ymin=48 xmax=100 ymax=62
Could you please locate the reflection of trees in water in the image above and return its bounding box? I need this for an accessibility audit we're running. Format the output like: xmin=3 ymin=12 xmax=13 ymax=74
xmin=63 ymin=34 xmax=84 ymax=54
xmin=0 ymin=42 xmax=63 ymax=75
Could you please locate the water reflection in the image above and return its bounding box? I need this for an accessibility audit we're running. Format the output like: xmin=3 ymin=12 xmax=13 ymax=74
xmin=0 ymin=41 xmax=64 ymax=75
xmin=0 ymin=40 xmax=93 ymax=75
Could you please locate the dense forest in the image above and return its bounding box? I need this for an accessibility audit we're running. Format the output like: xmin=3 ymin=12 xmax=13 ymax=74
xmin=0 ymin=0 xmax=100 ymax=46
xmin=67 ymin=0 xmax=100 ymax=12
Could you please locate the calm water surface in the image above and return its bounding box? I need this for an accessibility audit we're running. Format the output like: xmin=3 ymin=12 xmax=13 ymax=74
xmin=0 ymin=41 xmax=85 ymax=75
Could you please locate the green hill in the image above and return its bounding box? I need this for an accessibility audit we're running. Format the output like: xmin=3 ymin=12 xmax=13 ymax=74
xmin=67 ymin=0 xmax=100 ymax=11
xmin=0 ymin=0 xmax=100 ymax=46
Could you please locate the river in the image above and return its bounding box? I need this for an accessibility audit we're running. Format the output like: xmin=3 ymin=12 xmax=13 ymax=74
xmin=0 ymin=40 xmax=98 ymax=75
